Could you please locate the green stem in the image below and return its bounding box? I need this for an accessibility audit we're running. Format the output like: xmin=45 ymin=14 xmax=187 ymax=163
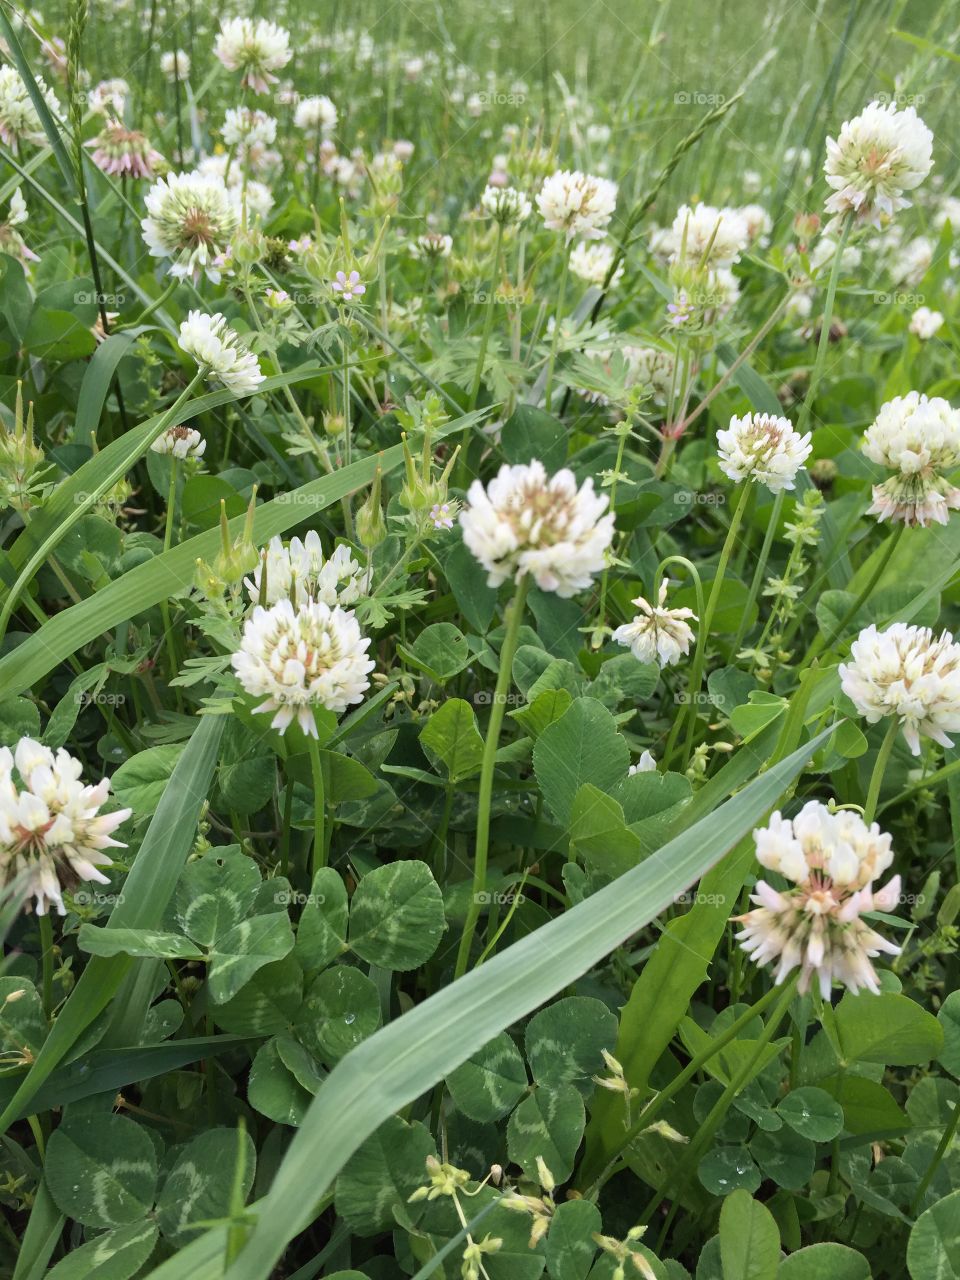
xmin=469 ymin=223 xmax=504 ymax=410
xmin=645 ymin=972 xmax=799 ymax=1232
xmin=797 ymin=212 xmax=852 ymax=437
xmin=308 ymin=737 xmax=327 ymax=877
xmin=667 ymin=480 xmax=752 ymax=769
xmin=161 ymin=459 xmax=181 ymax=688
xmin=732 ymin=489 xmax=784 ymax=656
xmin=807 ymin=524 xmax=905 ymax=663
xmin=584 ymin=978 xmax=783 ymax=1196
xmin=39 ymin=915 xmax=54 ymax=1018
xmin=0 ymin=370 xmax=205 ymax=643
xmin=454 ymin=576 xmax=530 ymax=979
xmin=910 ymin=1088 xmax=960 ymax=1214
xmin=543 ymin=240 xmax=571 ymax=412
xmin=864 ymin=717 xmax=899 ymax=824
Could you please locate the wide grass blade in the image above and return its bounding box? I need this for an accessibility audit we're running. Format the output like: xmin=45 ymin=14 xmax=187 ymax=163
xmin=139 ymin=726 xmax=830 ymax=1280
xmin=0 ymin=714 xmax=224 ymax=1133
xmin=0 ymin=412 xmax=478 ymax=696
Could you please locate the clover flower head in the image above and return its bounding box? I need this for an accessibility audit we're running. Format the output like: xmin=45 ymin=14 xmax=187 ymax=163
xmin=0 ymin=740 xmax=131 ymax=916
xmin=460 ymin=460 xmax=614 ymax=597
xmin=717 ymin=412 xmax=812 ymax=492
xmin=737 ymin=800 xmax=902 ymax=998
xmin=613 ymin=579 xmax=697 ymax=668
xmin=840 ymin=622 xmax=960 ymax=754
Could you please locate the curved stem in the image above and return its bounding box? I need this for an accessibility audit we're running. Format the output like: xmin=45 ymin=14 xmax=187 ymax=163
xmin=39 ymin=915 xmax=54 ymax=1017
xmin=161 ymin=458 xmax=182 ymax=691
xmin=0 ymin=370 xmax=205 ymax=644
xmin=910 ymin=1088 xmax=960 ymax=1214
xmin=864 ymin=717 xmax=899 ymax=824
xmin=454 ymin=577 xmax=529 ymax=979
xmin=308 ymin=737 xmax=327 ymax=878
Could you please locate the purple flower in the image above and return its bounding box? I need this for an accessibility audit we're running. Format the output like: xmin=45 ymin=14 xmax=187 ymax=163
xmin=331 ymin=269 xmax=366 ymax=301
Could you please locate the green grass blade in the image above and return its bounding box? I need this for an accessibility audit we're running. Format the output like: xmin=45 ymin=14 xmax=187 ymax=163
xmin=74 ymin=326 xmax=157 ymax=445
xmin=150 ymin=726 xmax=828 ymax=1280
xmin=0 ymin=9 xmax=75 ymax=189
xmin=0 ymin=714 xmax=224 ymax=1133
xmin=0 ymin=412 xmax=477 ymax=697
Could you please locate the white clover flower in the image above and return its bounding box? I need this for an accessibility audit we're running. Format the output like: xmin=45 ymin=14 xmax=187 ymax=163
xmin=245 ymin=532 xmax=370 ymax=607
xmin=736 ymin=800 xmax=902 ymax=998
xmin=665 ymin=203 xmax=749 ymax=266
xmin=0 ymin=187 xmax=39 ymax=267
xmin=824 ymin=101 xmax=933 ymax=227
xmin=892 ymin=235 xmax=934 ymax=286
xmin=628 ymin=751 xmax=657 ymax=775
xmin=809 ymin=234 xmax=862 ymax=273
xmin=739 ymin=203 xmax=772 ymax=246
xmin=150 ymin=424 xmax=206 ymax=460
xmin=413 ymin=232 xmax=453 ymax=259
xmin=177 ymin=311 xmax=264 ymax=397
xmin=141 ymin=171 xmax=238 ymax=282
xmin=840 ymin=623 xmax=960 ymax=754
xmin=160 ymin=50 xmax=190 ymax=82
xmin=393 ymin=139 xmax=415 ymax=162
xmin=536 ymin=170 xmax=618 ymax=241
xmin=861 ymin=392 xmax=960 ymax=527
xmin=460 ymin=460 xmax=614 ymax=597
xmin=717 ymin=412 xmax=812 ymax=492
xmin=222 ymin=107 xmax=277 ymax=150
xmin=213 ymin=18 xmax=292 ymax=94
xmin=570 ymin=240 xmax=623 ymax=287
xmin=0 ymin=66 xmax=63 ymax=153
xmin=612 ymin=579 xmax=697 ymax=668
xmin=89 ymin=78 xmax=129 ymax=115
xmin=622 ymin=345 xmax=676 ymax=406
xmin=88 ymin=122 xmax=163 ymax=179
xmin=909 ymin=306 xmax=944 ymax=340
xmin=479 ymin=185 xmax=532 ymax=226
xmin=0 ymin=740 xmax=131 ymax=916
xmin=294 ymin=95 xmax=338 ymax=137
xmin=231 ymin=598 xmax=375 ymax=734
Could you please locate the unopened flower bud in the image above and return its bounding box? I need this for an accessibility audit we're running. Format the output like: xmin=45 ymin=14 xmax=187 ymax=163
xmin=356 ymin=466 xmax=387 ymax=548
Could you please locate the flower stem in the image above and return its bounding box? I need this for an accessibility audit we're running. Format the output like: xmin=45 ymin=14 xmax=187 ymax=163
xmin=39 ymin=914 xmax=54 ymax=1017
xmin=454 ymin=576 xmax=529 ymax=979
xmin=584 ymin=977 xmax=783 ymax=1196
xmin=910 ymin=1087 xmax=960 ymax=1215
xmin=308 ymin=737 xmax=327 ymax=878
xmin=666 ymin=480 xmax=752 ymax=769
xmin=644 ymin=972 xmax=799 ymax=1233
xmin=469 ymin=222 xmax=504 ymax=411
xmin=543 ymin=240 xmax=571 ymax=413
xmin=807 ymin=523 xmax=905 ymax=663
xmin=161 ymin=458 xmax=183 ymax=698
xmin=732 ymin=488 xmax=784 ymax=657
xmin=797 ymin=212 xmax=851 ymax=437
xmin=864 ymin=717 xmax=899 ymax=824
